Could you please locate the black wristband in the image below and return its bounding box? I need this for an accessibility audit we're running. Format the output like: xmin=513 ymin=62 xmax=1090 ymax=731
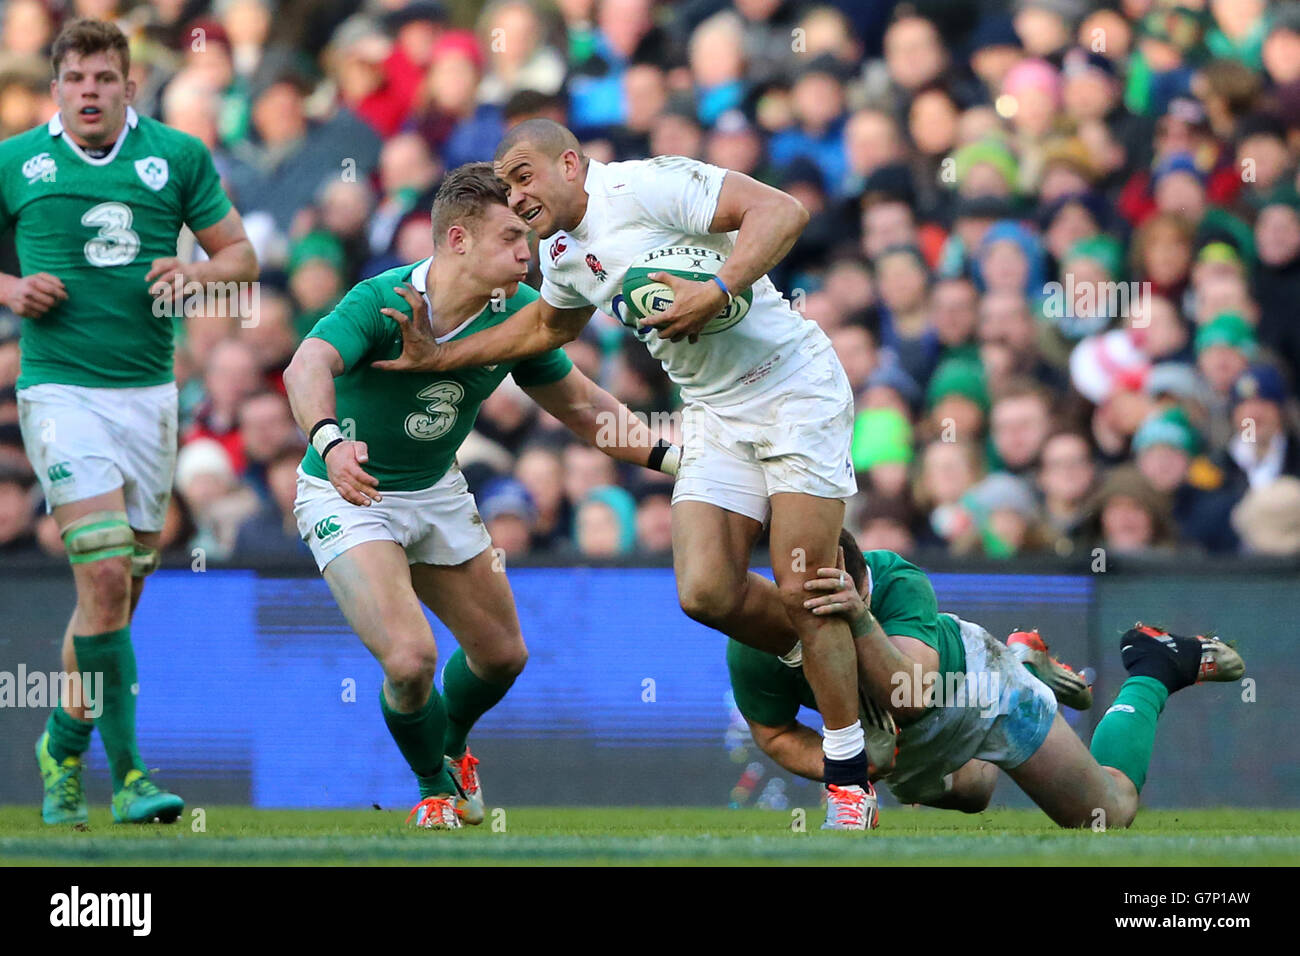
xmin=309 ymin=418 xmax=339 ymax=443
xmin=647 ymin=438 xmax=672 ymax=472
xmin=319 ymin=437 xmax=345 ymax=460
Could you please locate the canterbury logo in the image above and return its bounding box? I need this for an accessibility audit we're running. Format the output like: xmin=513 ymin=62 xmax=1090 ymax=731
xmin=23 ymin=151 xmax=56 ymax=184
xmin=314 ymin=516 xmax=342 ymax=539
xmin=47 ymin=462 xmax=73 ymax=482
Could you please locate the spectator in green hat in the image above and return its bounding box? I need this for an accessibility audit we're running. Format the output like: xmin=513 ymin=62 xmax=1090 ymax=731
xmin=1193 ymin=240 xmax=1245 ymax=280
xmin=1067 ymin=234 xmax=1125 ymax=281
xmin=1048 ymin=234 xmax=1127 ymax=343
xmin=924 ymin=355 xmax=989 ymax=443
xmin=1190 ymin=240 xmax=1257 ymax=329
xmin=288 ymin=231 xmax=347 ymax=339
xmin=1194 ymin=311 xmax=1256 ymax=396
xmin=1133 ymin=405 xmax=1201 ymax=461
xmin=951 ymin=137 xmax=1019 ymax=199
xmin=1133 ymin=406 xmax=1241 ymax=552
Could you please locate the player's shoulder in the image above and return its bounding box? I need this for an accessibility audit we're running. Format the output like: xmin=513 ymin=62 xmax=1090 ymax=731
xmin=606 ymin=154 xmax=714 ymax=178
xmin=863 ymin=548 xmax=912 ymax=570
xmin=351 ymin=260 xmax=421 ymax=306
xmin=602 ymin=155 xmax=718 ymax=194
xmin=0 ymin=122 xmax=52 ymax=169
xmin=132 ymin=114 xmax=208 ymax=159
xmin=863 ymin=549 xmax=926 ymax=587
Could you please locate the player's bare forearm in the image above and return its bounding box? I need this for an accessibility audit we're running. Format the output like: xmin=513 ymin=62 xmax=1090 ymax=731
xmin=375 ymin=295 xmax=593 ymax=373
xmin=285 ymin=338 xmax=380 ymax=505
xmin=194 ymin=207 xmax=258 ymax=283
xmin=149 ymin=209 xmax=259 ymax=290
xmin=447 ymin=299 xmax=591 ymax=369
xmin=283 ymin=338 xmax=344 ymax=436
xmin=708 ymin=171 xmax=810 ymax=294
xmin=189 ymin=238 xmax=258 ymax=284
xmin=750 ymin=720 xmax=826 ymax=782
xmin=526 ymin=368 xmax=665 ymax=469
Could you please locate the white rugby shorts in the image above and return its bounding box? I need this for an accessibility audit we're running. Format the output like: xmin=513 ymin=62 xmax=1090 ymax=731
xmin=671 ymin=339 xmax=856 ymax=523
xmin=18 ymin=381 xmax=178 ymax=532
xmin=294 ymin=463 xmax=492 ymax=572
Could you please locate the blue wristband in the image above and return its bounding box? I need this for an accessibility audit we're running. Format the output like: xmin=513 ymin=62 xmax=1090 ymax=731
xmin=710 ymin=274 xmax=732 ymax=304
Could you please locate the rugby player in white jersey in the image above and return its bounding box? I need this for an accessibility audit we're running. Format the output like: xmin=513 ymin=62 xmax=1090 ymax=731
xmin=374 ymin=119 xmax=875 ymax=827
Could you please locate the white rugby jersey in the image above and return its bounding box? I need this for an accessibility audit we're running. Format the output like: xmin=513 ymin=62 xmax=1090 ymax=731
xmin=538 ymin=156 xmax=826 ymax=406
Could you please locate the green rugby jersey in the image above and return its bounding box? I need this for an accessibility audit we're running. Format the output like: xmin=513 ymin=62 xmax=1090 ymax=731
xmin=727 ymin=550 xmax=967 ymax=728
xmin=301 ymin=260 xmax=573 ymax=491
xmin=0 ymin=107 xmax=232 ymax=389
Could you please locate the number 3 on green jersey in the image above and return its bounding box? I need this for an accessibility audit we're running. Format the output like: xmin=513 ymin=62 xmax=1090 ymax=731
xmin=81 ymin=201 xmax=140 ymax=267
xmin=406 ymin=382 xmax=465 ymax=441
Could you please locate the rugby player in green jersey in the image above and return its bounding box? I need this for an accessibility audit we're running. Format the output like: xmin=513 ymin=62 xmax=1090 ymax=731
xmin=283 ymin=163 xmax=682 ymax=828
xmin=0 ymin=20 xmax=258 ymax=825
xmin=728 ymin=531 xmax=1245 ymax=829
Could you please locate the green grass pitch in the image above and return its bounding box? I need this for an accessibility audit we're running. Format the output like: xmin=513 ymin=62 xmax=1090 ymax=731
xmin=1 ymin=807 xmax=1298 ymax=866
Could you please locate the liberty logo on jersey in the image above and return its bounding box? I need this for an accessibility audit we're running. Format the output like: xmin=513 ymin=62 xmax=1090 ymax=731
xmin=23 ymin=152 xmax=56 ymax=184
xmin=314 ymin=516 xmax=342 ymax=541
xmin=47 ymin=461 xmax=73 ymax=483
xmin=134 ymin=156 xmax=169 ymax=191
xmin=405 ymin=381 xmax=465 ymax=441
xmin=585 ymin=253 xmax=607 ymax=281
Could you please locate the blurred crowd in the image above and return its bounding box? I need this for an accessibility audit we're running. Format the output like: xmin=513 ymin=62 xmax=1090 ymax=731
xmin=3 ymin=0 xmax=1300 ymax=564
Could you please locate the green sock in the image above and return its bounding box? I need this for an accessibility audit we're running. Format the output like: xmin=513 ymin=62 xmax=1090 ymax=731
xmin=441 ymin=648 xmax=512 ymax=758
xmin=45 ymin=706 xmax=93 ymax=763
xmin=1089 ymin=676 xmax=1169 ymax=792
xmin=379 ymin=685 xmax=457 ymax=798
xmin=72 ymin=627 xmax=146 ymax=789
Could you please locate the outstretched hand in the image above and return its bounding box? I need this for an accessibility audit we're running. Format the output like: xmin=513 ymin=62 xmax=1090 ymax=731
xmin=635 ymin=272 xmax=729 ymax=343
xmin=372 ymin=282 xmax=445 ymax=372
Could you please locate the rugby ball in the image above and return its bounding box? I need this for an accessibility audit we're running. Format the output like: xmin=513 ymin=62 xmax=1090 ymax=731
xmin=621 ymin=245 xmax=752 ymax=335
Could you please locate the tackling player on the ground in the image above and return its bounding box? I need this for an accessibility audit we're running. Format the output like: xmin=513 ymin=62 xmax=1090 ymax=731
xmin=727 ymin=530 xmax=1245 ymax=828
xmin=375 ymin=119 xmax=874 ymax=827
xmin=0 ymin=19 xmax=257 ymax=825
xmin=283 ymin=162 xmax=681 ymax=828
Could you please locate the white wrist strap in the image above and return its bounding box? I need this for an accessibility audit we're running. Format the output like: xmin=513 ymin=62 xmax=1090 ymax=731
xmin=311 ymin=423 xmax=344 ymax=458
xmin=660 ymin=443 xmax=681 ymax=477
